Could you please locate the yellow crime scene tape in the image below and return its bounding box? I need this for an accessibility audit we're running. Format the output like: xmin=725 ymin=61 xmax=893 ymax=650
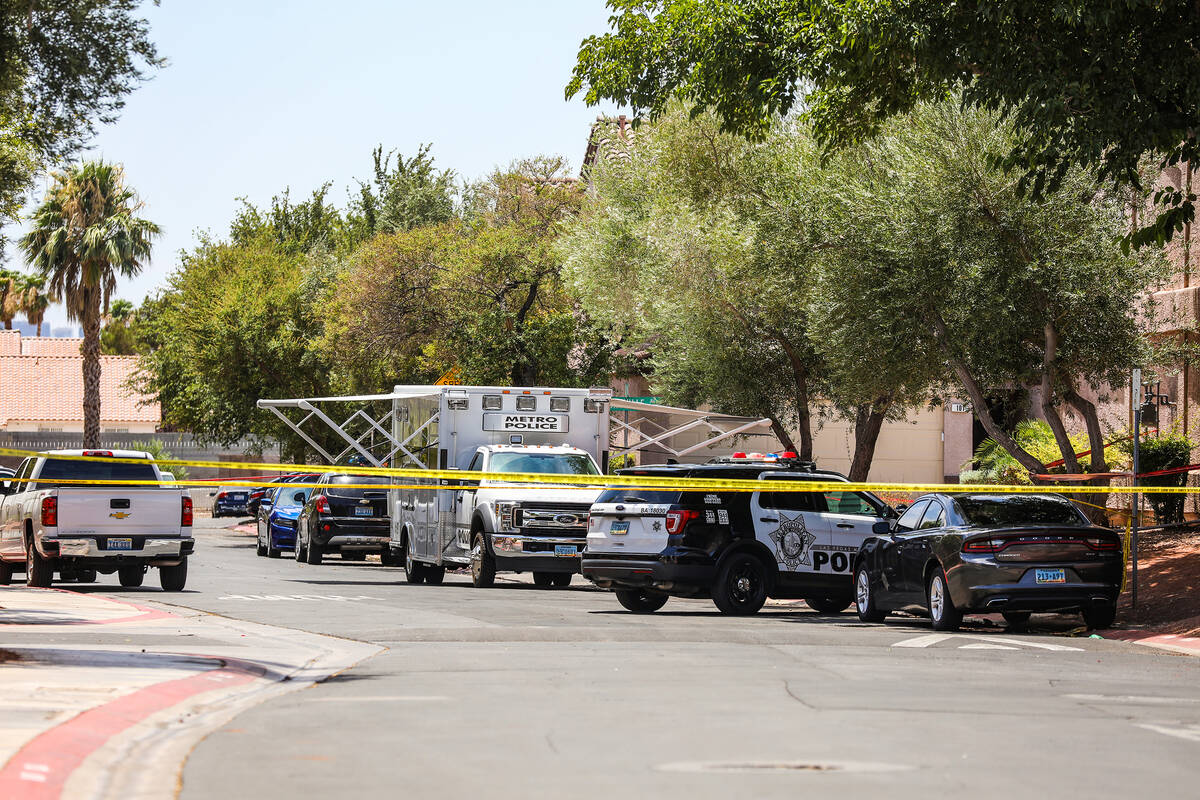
xmin=0 ymin=446 xmax=1190 ymax=495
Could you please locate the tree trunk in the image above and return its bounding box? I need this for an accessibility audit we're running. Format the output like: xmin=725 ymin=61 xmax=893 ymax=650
xmin=930 ymin=313 xmax=1046 ymax=474
xmin=775 ymin=335 xmax=813 ymax=461
xmin=36 ymin=320 xmax=42 ymax=336
xmin=766 ymin=413 xmax=798 ymax=455
xmin=1065 ymin=388 xmax=1113 ymax=524
xmin=1038 ymin=322 xmax=1081 ymax=475
xmin=80 ymin=286 xmax=103 ymax=449
xmin=849 ymin=398 xmax=890 ymax=482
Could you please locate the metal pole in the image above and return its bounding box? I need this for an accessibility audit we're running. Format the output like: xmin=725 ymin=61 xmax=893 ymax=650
xmin=1131 ymin=371 xmax=1141 ymax=609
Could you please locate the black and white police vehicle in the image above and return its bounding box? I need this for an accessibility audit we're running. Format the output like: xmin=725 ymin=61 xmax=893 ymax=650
xmin=582 ymin=453 xmax=895 ymax=615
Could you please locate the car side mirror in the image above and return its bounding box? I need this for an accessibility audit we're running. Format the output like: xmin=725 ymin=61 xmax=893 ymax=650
xmin=0 ymin=481 xmax=10 ymax=496
xmin=293 ymin=491 xmax=306 ymax=504
xmin=872 ymin=520 xmax=892 ymax=536
xmin=261 ymin=497 xmax=274 ymax=508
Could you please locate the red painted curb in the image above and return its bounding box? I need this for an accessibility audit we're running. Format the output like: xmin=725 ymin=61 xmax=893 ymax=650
xmin=1104 ymin=630 xmax=1200 ymax=654
xmin=0 ymin=587 xmax=177 ymax=627
xmin=0 ymin=656 xmax=265 ymax=799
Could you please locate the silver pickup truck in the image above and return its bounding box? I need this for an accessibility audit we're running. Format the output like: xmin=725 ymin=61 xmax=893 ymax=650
xmin=0 ymin=449 xmax=194 ymax=590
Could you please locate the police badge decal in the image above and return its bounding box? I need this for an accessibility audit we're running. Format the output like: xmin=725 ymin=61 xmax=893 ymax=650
xmin=769 ymin=512 xmax=816 ymax=569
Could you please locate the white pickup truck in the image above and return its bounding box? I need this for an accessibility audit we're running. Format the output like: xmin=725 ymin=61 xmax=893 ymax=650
xmin=0 ymin=449 xmax=194 ymax=590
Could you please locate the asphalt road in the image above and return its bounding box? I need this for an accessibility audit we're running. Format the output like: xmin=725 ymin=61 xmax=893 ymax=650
xmin=73 ymin=517 xmax=1200 ymax=799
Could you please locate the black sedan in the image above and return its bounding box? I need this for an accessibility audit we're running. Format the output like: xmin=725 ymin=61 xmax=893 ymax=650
xmin=853 ymin=493 xmax=1123 ymax=631
xmin=294 ymin=474 xmax=390 ymax=565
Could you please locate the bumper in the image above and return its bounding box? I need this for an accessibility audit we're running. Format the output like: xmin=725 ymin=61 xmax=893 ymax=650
xmin=581 ymin=553 xmax=715 ymax=592
xmin=213 ymin=504 xmax=249 ymax=516
xmin=268 ymin=524 xmax=297 ymax=549
xmin=952 ymin=558 xmax=1122 ymax=613
xmin=311 ymin=517 xmax=390 ymax=549
xmin=49 ymin=537 xmax=194 ymax=566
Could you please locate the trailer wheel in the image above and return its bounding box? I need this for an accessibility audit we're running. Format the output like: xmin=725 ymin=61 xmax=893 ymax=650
xmin=470 ymin=531 xmax=495 ymax=588
xmin=424 ymin=565 xmax=446 ymax=585
xmin=404 ymin=541 xmax=426 ymax=584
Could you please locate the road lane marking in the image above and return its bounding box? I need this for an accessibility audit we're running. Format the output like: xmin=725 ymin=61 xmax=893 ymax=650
xmin=309 ymin=695 xmax=450 ymax=702
xmin=891 ymin=634 xmax=1083 ymax=651
xmin=217 ymin=594 xmax=378 ymax=601
xmin=959 ymin=643 xmax=1019 ymax=650
xmin=1137 ymin=723 xmax=1200 ymax=742
xmin=1067 ymin=694 xmax=1200 ymax=705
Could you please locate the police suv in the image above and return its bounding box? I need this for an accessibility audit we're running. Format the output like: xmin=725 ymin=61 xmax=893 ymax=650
xmin=582 ymin=454 xmax=895 ymax=614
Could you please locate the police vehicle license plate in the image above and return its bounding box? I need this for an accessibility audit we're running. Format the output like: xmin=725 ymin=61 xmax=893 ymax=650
xmin=354 ymin=507 xmax=373 ymax=516
xmin=610 ymin=521 xmax=629 ymax=535
xmin=108 ymin=538 xmax=133 ymax=551
xmin=1035 ymin=568 xmax=1066 ymax=584
xmin=554 ymin=545 xmax=577 ymax=556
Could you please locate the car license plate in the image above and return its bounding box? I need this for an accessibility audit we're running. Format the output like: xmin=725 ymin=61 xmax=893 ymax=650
xmin=108 ymin=538 xmax=133 ymax=551
xmin=354 ymin=507 xmax=373 ymax=517
xmin=554 ymin=544 xmax=577 ymax=556
xmin=1035 ymin=568 xmax=1066 ymax=584
xmin=610 ymin=521 xmax=629 ymax=535
xmin=231 ymin=494 xmax=246 ymax=501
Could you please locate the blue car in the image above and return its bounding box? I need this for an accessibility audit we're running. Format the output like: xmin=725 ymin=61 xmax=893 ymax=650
xmin=255 ymin=485 xmax=313 ymax=558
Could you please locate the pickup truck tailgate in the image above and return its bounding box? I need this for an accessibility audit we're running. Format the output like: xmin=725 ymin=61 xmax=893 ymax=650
xmin=56 ymin=489 xmax=182 ymax=536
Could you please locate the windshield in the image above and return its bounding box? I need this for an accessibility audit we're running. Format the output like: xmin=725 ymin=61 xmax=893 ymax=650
xmin=488 ymin=453 xmax=600 ymax=476
xmin=276 ymin=487 xmax=313 ymax=507
xmin=35 ymin=457 xmax=158 ymax=488
xmin=955 ymin=495 xmax=1086 ymax=527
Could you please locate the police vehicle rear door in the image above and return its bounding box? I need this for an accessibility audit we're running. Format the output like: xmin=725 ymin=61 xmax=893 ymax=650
xmin=817 ymin=488 xmax=890 ymax=576
xmin=749 ymin=474 xmax=831 ymax=575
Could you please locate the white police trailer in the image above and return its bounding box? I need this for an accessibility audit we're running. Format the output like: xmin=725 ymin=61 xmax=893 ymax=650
xmin=258 ymin=385 xmax=776 ymax=589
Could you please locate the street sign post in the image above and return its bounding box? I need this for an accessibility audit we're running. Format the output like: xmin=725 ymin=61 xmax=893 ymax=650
xmin=1131 ymin=368 xmax=1141 ymax=609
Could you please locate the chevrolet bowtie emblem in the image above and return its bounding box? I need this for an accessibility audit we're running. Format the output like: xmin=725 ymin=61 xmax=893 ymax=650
xmin=109 ymin=511 xmax=131 ymax=519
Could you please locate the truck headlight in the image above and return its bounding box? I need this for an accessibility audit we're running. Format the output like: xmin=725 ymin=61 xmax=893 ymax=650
xmin=494 ymin=502 xmax=521 ymax=531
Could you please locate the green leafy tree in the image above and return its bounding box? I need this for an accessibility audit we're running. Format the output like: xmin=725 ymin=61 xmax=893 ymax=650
xmin=100 ymin=297 xmax=139 ymax=354
xmin=812 ymin=101 xmax=1165 ymax=513
xmin=344 ymin=144 xmax=457 ymax=243
xmin=0 ymin=268 xmax=16 ymax=328
xmin=568 ymin=0 xmax=1200 ymax=247
xmin=16 ymin=272 xmax=49 ymax=335
xmin=21 ymin=160 xmax=159 ymax=447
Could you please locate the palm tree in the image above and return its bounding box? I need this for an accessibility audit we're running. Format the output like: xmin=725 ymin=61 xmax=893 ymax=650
xmin=21 ymin=161 xmax=160 ymax=447
xmin=16 ymin=273 xmax=50 ymax=336
xmin=0 ymin=269 xmax=18 ymax=329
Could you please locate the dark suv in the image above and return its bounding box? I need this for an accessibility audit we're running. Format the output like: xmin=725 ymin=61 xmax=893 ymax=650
xmin=294 ymin=474 xmax=390 ymax=565
xmin=582 ymin=456 xmax=894 ymax=615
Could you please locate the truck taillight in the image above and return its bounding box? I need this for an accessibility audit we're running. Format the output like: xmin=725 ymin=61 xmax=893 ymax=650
xmin=41 ymin=497 xmax=58 ymax=527
xmin=314 ymin=495 xmax=330 ymax=514
xmin=181 ymin=496 xmax=193 ymax=527
xmin=83 ymin=450 xmax=114 ymax=458
xmin=665 ymin=509 xmax=701 ymax=535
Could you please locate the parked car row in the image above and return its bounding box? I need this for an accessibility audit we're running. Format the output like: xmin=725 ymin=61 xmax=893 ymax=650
xmin=582 ymin=457 xmax=1121 ymax=630
xmin=238 ymin=451 xmax=1123 ymax=633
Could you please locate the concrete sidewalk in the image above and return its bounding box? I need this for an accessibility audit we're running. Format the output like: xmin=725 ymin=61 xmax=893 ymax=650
xmin=0 ymin=587 xmax=381 ymax=800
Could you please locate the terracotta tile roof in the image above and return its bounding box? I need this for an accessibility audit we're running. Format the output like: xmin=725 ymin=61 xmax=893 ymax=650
xmin=0 ymin=354 xmax=160 ymax=425
xmin=0 ymin=330 xmax=19 ymax=356
xmin=23 ymin=337 xmax=83 ymax=356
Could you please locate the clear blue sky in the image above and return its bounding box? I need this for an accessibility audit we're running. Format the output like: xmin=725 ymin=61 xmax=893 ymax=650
xmin=28 ymin=0 xmax=621 ymax=329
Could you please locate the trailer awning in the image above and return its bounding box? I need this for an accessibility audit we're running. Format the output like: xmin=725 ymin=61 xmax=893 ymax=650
xmin=608 ymin=398 xmax=775 ymax=461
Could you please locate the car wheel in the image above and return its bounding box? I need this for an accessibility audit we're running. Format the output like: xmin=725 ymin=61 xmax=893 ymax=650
xmin=533 ymin=571 xmax=555 ymax=587
xmin=305 ymin=539 xmax=323 ymax=565
xmin=470 ymin=531 xmax=496 ymax=588
xmin=1082 ymin=606 xmax=1117 ymax=631
xmin=1002 ymin=611 xmax=1032 ymax=628
xmin=118 ymin=565 xmax=146 ymax=588
xmin=805 ymin=596 xmax=852 ymax=614
xmin=267 ymin=541 xmax=282 ymax=558
xmin=404 ymin=536 xmax=425 ymax=584
xmin=256 ymin=528 xmax=268 ymax=557
xmin=424 ymin=565 xmax=446 ymax=585
xmin=615 ymin=588 xmax=668 ymax=613
xmin=855 ymin=566 xmax=888 ymax=623
xmin=294 ymin=532 xmax=306 ymax=562
xmin=26 ymin=543 xmax=53 ymax=588
xmin=552 ymin=573 xmax=571 ymax=588
xmin=712 ymin=552 xmax=768 ymax=615
xmin=928 ymin=568 xmax=962 ymax=631
xmin=159 ymin=559 xmax=188 ymax=592
xmin=381 ymin=547 xmax=401 ymax=567
xmin=0 ymin=561 xmax=12 ymax=585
